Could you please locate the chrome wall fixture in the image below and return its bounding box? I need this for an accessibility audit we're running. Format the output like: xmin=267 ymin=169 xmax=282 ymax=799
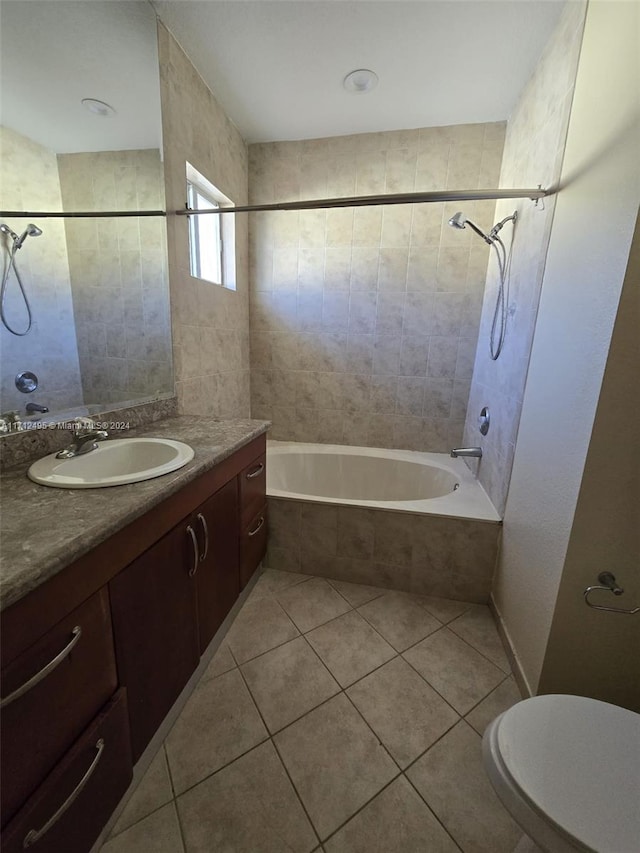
xmin=0 ymin=186 xmax=550 ymax=220
xmin=584 ymin=572 xmax=639 ymax=615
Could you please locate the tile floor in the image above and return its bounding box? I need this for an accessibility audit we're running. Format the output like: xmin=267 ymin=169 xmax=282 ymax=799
xmin=101 ymin=569 xmax=528 ymax=853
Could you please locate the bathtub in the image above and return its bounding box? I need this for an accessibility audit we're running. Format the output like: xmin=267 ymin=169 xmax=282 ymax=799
xmin=265 ymin=441 xmax=502 ymax=603
xmin=267 ymin=441 xmax=500 ymax=523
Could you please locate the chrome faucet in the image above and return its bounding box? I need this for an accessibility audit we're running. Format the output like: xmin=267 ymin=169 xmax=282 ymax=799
xmin=26 ymin=402 xmax=49 ymax=414
xmin=450 ymin=447 xmax=483 ymax=458
xmin=56 ymin=428 xmax=109 ymax=459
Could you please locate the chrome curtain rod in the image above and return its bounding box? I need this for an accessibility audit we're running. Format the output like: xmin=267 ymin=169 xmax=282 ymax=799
xmin=0 ymin=187 xmax=548 ymax=219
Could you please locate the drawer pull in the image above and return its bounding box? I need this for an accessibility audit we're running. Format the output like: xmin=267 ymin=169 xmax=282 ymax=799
xmin=246 ymin=462 xmax=264 ymax=480
xmin=197 ymin=512 xmax=209 ymax=562
xmin=0 ymin=626 xmax=82 ymax=710
xmin=23 ymin=738 xmax=105 ymax=848
xmin=186 ymin=525 xmax=199 ymax=577
xmin=248 ymin=516 xmax=265 ymax=537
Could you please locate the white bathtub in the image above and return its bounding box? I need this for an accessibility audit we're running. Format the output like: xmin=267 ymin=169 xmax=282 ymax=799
xmin=267 ymin=441 xmax=501 ymax=523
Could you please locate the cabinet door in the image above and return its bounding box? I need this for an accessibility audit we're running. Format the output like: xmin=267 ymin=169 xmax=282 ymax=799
xmin=240 ymin=504 xmax=268 ymax=590
xmin=109 ymin=521 xmax=199 ymax=761
xmin=0 ymin=588 xmax=117 ymax=828
xmin=194 ymin=478 xmax=240 ymax=654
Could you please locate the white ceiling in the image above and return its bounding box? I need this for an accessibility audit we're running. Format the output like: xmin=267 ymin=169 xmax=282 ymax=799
xmin=152 ymin=0 xmax=567 ymax=143
xmin=0 ymin=1 xmax=162 ymax=154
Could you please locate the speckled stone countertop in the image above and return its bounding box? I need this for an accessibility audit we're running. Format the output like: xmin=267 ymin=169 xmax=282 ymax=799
xmin=0 ymin=416 xmax=270 ymax=612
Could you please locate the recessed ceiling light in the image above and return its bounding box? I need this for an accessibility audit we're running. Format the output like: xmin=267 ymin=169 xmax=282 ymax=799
xmin=81 ymin=98 xmax=116 ymax=117
xmin=343 ymin=69 xmax=379 ymax=94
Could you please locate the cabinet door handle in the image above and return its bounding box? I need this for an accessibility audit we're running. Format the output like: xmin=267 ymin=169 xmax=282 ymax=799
xmin=248 ymin=516 xmax=265 ymax=537
xmin=23 ymin=738 xmax=105 ymax=848
xmin=246 ymin=462 xmax=264 ymax=480
xmin=186 ymin=524 xmax=199 ymax=577
xmin=197 ymin=512 xmax=209 ymax=562
xmin=0 ymin=626 xmax=82 ymax=710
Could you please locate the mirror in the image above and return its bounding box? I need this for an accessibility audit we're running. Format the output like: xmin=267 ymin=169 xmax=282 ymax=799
xmin=0 ymin=1 xmax=173 ymax=429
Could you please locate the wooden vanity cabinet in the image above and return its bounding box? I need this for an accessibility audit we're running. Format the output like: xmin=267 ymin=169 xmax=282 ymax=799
xmin=239 ymin=452 xmax=267 ymax=589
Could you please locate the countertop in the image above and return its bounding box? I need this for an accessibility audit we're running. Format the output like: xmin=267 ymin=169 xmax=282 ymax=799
xmin=0 ymin=416 xmax=270 ymax=612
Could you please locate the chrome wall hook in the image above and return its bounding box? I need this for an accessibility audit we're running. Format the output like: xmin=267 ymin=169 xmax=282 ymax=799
xmin=584 ymin=572 xmax=639 ymax=614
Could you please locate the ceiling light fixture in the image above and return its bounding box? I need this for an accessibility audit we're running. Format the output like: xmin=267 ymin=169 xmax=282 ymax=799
xmin=343 ymin=69 xmax=378 ymax=94
xmin=81 ymin=98 xmax=116 ymax=117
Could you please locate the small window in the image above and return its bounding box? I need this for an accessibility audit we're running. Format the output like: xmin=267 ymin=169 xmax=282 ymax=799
xmin=186 ymin=163 xmax=236 ymax=290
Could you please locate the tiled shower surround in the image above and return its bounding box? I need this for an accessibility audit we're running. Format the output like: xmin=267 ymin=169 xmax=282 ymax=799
xmin=248 ymin=122 xmax=505 ymax=450
xmin=265 ymin=498 xmax=501 ymax=603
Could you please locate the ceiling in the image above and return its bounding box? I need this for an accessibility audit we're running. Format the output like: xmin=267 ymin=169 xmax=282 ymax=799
xmin=0 ymin=1 xmax=162 ymax=153
xmin=151 ymin=0 xmax=567 ymax=143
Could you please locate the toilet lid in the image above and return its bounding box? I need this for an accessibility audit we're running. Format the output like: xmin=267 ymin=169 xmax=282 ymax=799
xmin=496 ymin=695 xmax=640 ymax=852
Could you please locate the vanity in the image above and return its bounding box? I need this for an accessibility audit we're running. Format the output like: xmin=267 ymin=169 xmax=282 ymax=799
xmin=0 ymin=416 xmax=269 ymax=853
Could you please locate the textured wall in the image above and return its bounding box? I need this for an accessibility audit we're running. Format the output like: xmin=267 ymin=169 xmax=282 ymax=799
xmin=462 ymin=1 xmax=587 ymax=514
xmin=0 ymin=125 xmax=83 ymax=415
xmin=58 ymin=149 xmax=172 ymax=405
xmin=158 ymin=22 xmax=250 ymax=419
xmin=492 ymin=0 xmax=639 ymax=696
xmin=248 ymin=123 xmax=505 ymax=449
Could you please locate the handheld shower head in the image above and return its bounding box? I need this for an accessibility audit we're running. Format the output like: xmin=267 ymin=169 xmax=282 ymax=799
xmin=448 ymin=211 xmax=492 ymax=245
xmin=14 ymin=224 xmax=42 ymax=250
xmin=0 ymin=223 xmax=19 ymax=242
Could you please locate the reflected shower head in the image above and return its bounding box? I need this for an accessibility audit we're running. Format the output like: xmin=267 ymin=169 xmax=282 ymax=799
xmin=14 ymin=224 xmax=42 ymax=250
xmin=447 ymin=211 xmax=492 ymax=244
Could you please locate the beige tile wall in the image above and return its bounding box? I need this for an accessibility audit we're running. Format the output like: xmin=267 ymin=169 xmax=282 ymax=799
xmin=158 ymin=22 xmax=250 ymax=419
xmin=58 ymin=149 xmax=172 ymax=406
xmin=0 ymin=126 xmax=84 ymax=415
xmin=462 ymin=1 xmax=587 ymax=514
xmin=265 ymin=498 xmax=501 ymax=603
xmin=248 ymin=123 xmax=505 ymax=450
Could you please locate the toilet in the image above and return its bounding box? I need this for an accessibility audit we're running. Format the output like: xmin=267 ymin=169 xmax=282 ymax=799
xmin=482 ymin=694 xmax=640 ymax=853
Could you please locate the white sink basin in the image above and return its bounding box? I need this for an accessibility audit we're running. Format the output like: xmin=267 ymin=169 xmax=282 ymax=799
xmin=28 ymin=438 xmax=195 ymax=488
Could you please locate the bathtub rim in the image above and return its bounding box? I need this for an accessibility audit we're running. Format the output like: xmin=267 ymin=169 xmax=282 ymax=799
xmin=267 ymin=440 xmax=502 ymax=524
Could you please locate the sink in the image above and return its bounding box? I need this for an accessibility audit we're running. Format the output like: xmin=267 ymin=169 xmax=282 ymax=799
xmin=28 ymin=438 xmax=195 ymax=488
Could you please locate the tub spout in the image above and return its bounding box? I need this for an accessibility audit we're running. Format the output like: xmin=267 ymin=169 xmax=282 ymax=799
xmin=450 ymin=447 xmax=482 ymax=458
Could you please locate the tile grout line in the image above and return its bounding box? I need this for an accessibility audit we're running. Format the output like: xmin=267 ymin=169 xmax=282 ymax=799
xmin=402 ymin=772 xmax=465 ymax=852
xmin=231 ymin=645 xmax=323 ymax=849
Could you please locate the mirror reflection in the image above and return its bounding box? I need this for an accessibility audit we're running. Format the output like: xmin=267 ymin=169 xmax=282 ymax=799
xmin=0 ymin=1 xmax=173 ymax=427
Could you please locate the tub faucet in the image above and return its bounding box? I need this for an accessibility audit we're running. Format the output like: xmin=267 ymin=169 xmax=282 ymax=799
xmin=26 ymin=402 xmax=49 ymax=414
xmin=56 ymin=428 xmax=109 ymax=459
xmin=450 ymin=447 xmax=483 ymax=458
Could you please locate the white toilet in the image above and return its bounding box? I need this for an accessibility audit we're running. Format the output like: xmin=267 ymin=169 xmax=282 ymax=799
xmin=482 ymin=694 xmax=640 ymax=853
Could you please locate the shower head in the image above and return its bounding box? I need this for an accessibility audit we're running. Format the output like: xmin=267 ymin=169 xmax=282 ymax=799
xmin=448 ymin=212 xmax=467 ymax=230
xmin=448 ymin=211 xmax=492 ymax=245
xmin=14 ymin=224 xmax=42 ymax=250
xmin=0 ymin=223 xmax=19 ymax=242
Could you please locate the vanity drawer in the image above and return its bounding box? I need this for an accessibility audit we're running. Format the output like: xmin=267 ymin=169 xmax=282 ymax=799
xmin=0 ymin=689 xmax=132 ymax=853
xmin=239 ymin=452 xmax=266 ymax=527
xmin=0 ymin=588 xmax=118 ymax=827
xmin=240 ymin=504 xmax=268 ymax=589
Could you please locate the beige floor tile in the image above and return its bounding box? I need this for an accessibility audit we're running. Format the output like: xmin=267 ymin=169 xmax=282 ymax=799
xmin=449 ymin=605 xmax=511 ymax=672
xmin=101 ymin=803 xmax=183 ymax=853
xmin=241 ymin=636 xmax=340 ymax=732
xmin=327 ymin=578 xmax=387 ymax=607
xmin=165 ymin=668 xmax=267 ymax=794
xmin=274 ymin=693 xmax=398 ymax=841
xmin=226 ymin=595 xmax=299 ymax=664
xmin=250 ymin=568 xmax=312 ymax=599
xmin=465 ymin=677 xmax=522 ymax=736
xmin=324 ymin=776 xmax=459 ymax=853
xmin=277 ymin=577 xmax=352 ymax=632
xmin=177 ymin=741 xmax=317 ymax=853
xmin=201 ymin=642 xmax=236 ymax=681
xmin=110 ymin=747 xmax=173 ymax=837
xmin=403 ymin=628 xmax=504 ymax=714
xmin=358 ymin=592 xmax=441 ymax=652
xmin=406 ymin=720 xmax=522 ymax=853
xmin=346 ymin=657 xmax=459 ymax=768
xmin=306 ymin=610 xmax=396 ymax=687
xmin=419 ymin=594 xmax=473 ymax=624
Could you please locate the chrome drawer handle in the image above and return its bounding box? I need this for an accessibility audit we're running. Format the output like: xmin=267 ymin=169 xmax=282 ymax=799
xmin=186 ymin=524 xmax=199 ymax=577
xmin=246 ymin=462 xmax=264 ymax=480
xmin=0 ymin=626 xmax=82 ymax=710
xmin=248 ymin=516 xmax=265 ymax=537
xmin=197 ymin=513 xmax=209 ymax=562
xmin=23 ymin=738 xmax=105 ymax=848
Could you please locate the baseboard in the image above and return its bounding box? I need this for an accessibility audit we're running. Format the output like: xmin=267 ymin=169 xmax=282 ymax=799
xmin=489 ymin=595 xmax=534 ymax=699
